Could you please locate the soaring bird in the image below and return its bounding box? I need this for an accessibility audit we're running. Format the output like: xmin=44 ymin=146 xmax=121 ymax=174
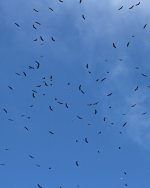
xmin=37 ymin=184 xmax=43 ymax=188
xmin=32 ymin=24 xmax=37 ymax=29
xmin=40 ymin=36 xmax=44 ymax=41
xmin=49 ymin=7 xmax=54 ymax=11
xmin=131 ymin=104 xmax=136 ymax=107
xmin=143 ymin=24 xmax=147 ymax=29
xmin=129 ymin=5 xmax=134 ymax=9
xmin=141 ymin=73 xmax=148 ymax=77
xmin=24 ymin=126 xmax=29 ymax=131
xmin=35 ymin=21 xmax=41 ymax=25
xmin=107 ymin=92 xmax=112 ymax=96
xmin=134 ymin=86 xmax=138 ymax=91
xmin=49 ymin=131 xmax=54 ymax=134
xmin=77 ymin=116 xmax=83 ymax=120
xmin=14 ymin=23 xmax=20 ymax=27
xmin=29 ymin=155 xmax=34 ymax=159
xmin=135 ymin=2 xmax=140 ymax=6
xmin=113 ymin=43 xmax=116 ymax=48
xmin=23 ymin=72 xmax=27 ymax=76
xmin=123 ymin=122 xmax=127 ymax=127
xmin=49 ymin=106 xmax=53 ymax=111
xmin=76 ymin=161 xmax=79 ymax=166
xmin=85 ymin=138 xmax=88 ymax=143
xmin=59 ymin=0 xmax=63 ymax=2
xmin=8 ymin=86 xmax=13 ymax=90
xmin=51 ymin=37 xmax=55 ymax=42
xmin=3 ymin=108 xmax=8 ymax=114
xmin=118 ymin=6 xmax=123 ymax=10
xmin=65 ymin=103 xmax=69 ymax=108
xmin=127 ymin=42 xmax=130 ymax=47
xmin=35 ymin=61 xmax=40 ymax=69
xmin=82 ymin=15 xmax=85 ymax=20
xmin=34 ymin=38 xmax=38 ymax=41
xmin=33 ymin=8 xmax=39 ymax=12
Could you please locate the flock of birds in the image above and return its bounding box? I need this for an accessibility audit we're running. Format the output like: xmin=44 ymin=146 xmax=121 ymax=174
xmin=1 ymin=0 xmax=150 ymax=187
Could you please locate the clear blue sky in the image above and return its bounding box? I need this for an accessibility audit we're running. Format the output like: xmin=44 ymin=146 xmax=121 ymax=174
xmin=0 ymin=0 xmax=150 ymax=187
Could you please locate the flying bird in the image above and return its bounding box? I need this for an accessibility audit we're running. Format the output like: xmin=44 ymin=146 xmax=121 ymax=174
xmin=113 ymin=43 xmax=116 ymax=48
xmin=129 ymin=5 xmax=134 ymax=9
xmin=127 ymin=42 xmax=130 ymax=47
xmin=134 ymin=86 xmax=138 ymax=91
xmin=85 ymin=138 xmax=88 ymax=143
xmin=37 ymin=184 xmax=43 ymax=188
xmin=135 ymin=2 xmax=140 ymax=6
xmin=49 ymin=131 xmax=54 ymax=134
xmin=35 ymin=61 xmax=40 ymax=69
xmin=40 ymin=36 xmax=44 ymax=41
xmin=8 ymin=86 xmax=13 ymax=90
xmin=59 ymin=0 xmax=63 ymax=2
xmin=107 ymin=92 xmax=112 ymax=96
xmin=35 ymin=21 xmax=41 ymax=25
xmin=118 ymin=6 xmax=123 ymax=10
xmin=82 ymin=15 xmax=85 ymax=20
xmin=49 ymin=106 xmax=53 ymax=111
xmin=49 ymin=7 xmax=54 ymax=11
xmin=131 ymin=104 xmax=136 ymax=107
xmin=76 ymin=161 xmax=79 ymax=166
xmin=123 ymin=122 xmax=127 ymax=127
xmin=51 ymin=37 xmax=55 ymax=42
xmin=32 ymin=24 xmax=37 ymax=29
xmin=143 ymin=24 xmax=147 ymax=29
xmin=33 ymin=8 xmax=39 ymax=12
xmin=14 ymin=23 xmax=20 ymax=27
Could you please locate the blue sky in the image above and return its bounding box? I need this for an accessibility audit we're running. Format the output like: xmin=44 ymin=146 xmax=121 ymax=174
xmin=0 ymin=0 xmax=150 ymax=187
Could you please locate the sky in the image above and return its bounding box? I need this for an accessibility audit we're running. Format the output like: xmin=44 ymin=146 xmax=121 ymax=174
xmin=0 ymin=0 xmax=150 ymax=187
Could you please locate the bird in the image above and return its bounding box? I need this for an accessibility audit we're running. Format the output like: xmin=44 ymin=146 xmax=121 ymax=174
xmin=29 ymin=155 xmax=34 ymax=159
xmin=134 ymin=86 xmax=138 ymax=91
xmin=77 ymin=116 xmax=83 ymax=120
xmin=123 ymin=122 xmax=127 ymax=127
xmin=40 ymin=36 xmax=44 ymax=41
xmin=141 ymin=73 xmax=148 ymax=77
xmin=131 ymin=104 xmax=136 ymax=107
xmin=49 ymin=7 xmax=54 ymax=11
xmin=14 ymin=23 xmax=20 ymax=27
xmin=24 ymin=126 xmax=29 ymax=131
xmin=32 ymin=93 xmax=35 ymax=98
xmin=32 ymin=24 xmax=37 ymax=29
xmin=35 ymin=61 xmax=40 ymax=69
xmin=129 ymin=5 xmax=134 ymax=9
xmin=29 ymin=66 xmax=34 ymax=69
xmin=113 ymin=43 xmax=116 ymax=48
xmin=3 ymin=108 xmax=7 ymax=114
xmin=33 ymin=38 xmax=38 ymax=41
xmin=143 ymin=24 xmax=147 ymax=29
xmin=35 ymin=21 xmax=41 ymax=25
xmin=0 ymin=164 xmax=5 ymax=166
xmin=33 ymin=8 xmax=39 ymax=12
xmin=8 ymin=86 xmax=13 ymax=90
xmin=15 ymin=72 xmax=21 ymax=76
xmin=101 ymin=78 xmax=106 ymax=82
xmin=51 ymin=37 xmax=55 ymax=42
xmin=135 ymin=2 xmax=140 ymax=6
xmin=94 ymin=109 xmax=97 ymax=114
xmin=107 ymin=92 xmax=112 ymax=96
xmin=37 ymin=184 xmax=43 ymax=188
xmin=65 ymin=103 xmax=69 ymax=108
xmin=23 ymin=72 xmax=27 ymax=76
xmin=49 ymin=131 xmax=54 ymax=134
xmin=85 ymin=138 xmax=88 ymax=143
xmin=118 ymin=6 xmax=123 ymax=10
xmin=49 ymin=106 xmax=53 ymax=111
xmin=59 ymin=0 xmax=63 ymax=2
xmin=75 ymin=161 xmax=79 ymax=166
xmin=79 ymin=0 xmax=82 ymax=3
xmin=82 ymin=15 xmax=85 ymax=20
xmin=127 ymin=42 xmax=130 ymax=47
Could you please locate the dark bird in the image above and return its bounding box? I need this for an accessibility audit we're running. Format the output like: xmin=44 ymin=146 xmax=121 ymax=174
xmin=32 ymin=93 xmax=35 ymax=98
xmin=118 ymin=146 xmax=121 ymax=150
xmin=32 ymin=24 xmax=37 ymax=29
xmin=14 ymin=23 xmax=20 ymax=27
xmin=8 ymin=86 xmax=13 ymax=90
xmin=35 ymin=61 xmax=40 ymax=69
xmin=3 ymin=108 xmax=7 ymax=114
xmin=37 ymin=184 xmax=43 ymax=188
xmin=59 ymin=0 xmax=63 ymax=2
xmin=65 ymin=103 xmax=69 ymax=108
xmin=49 ymin=7 xmax=54 ymax=11
xmin=124 ymin=171 xmax=127 ymax=175
xmin=76 ymin=161 xmax=79 ymax=167
xmin=36 ymin=85 xmax=41 ymax=87
xmin=36 ymin=164 xmax=40 ymax=167
xmin=8 ymin=118 xmax=14 ymax=121
xmin=113 ymin=43 xmax=116 ymax=48
xmin=142 ymin=112 xmax=147 ymax=115
xmin=104 ymin=117 xmax=106 ymax=121
xmin=135 ymin=2 xmax=140 ymax=6
xmin=29 ymin=66 xmax=34 ymax=69
xmin=79 ymin=0 xmax=82 ymax=3
xmin=44 ymin=81 xmax=48 ymax=86
xmin=57 ymin=101 xmax=63 ymax=105
xmin=35 ymin=21 xmax=41 ymax=25
xmin=101 ymin=78 xmax=106 ymax=82
xmin=79 ymin=84 xmax=85 ymax=94
xmin=141 ymin=73 xmax=148 ymax=77
xmin=118 ymin=6 xmax=123 ymax=10
xmin=29 ymin=155 xmax=34 ymax=159
xmin=32 ymin=90 xmax=37 ymax=93
xmin=127 ymin=42 xmax=130 ymax=47
xmin=94 ymin=109 xmax=97 ymax=114
xmin=123 ymin=122 xmax=127 ymax=127
xmin=40 ymin=36 xmax=44 ymax=41
xmin=33 ymin=38 xmax=38 ymax=41
xmin=131 ymin=104 xmax=136 ymax=107
xmin=49 ymin=106 xmax=53 ymax=111
xmin=93 ymin=101 xmax=99 ymax=105
xmin=33 ymin=8 xmax=39 ymax=12
xmin=134 ymin=86 xmax=138 ymax=91
xmin=16 ymin=72 xmax=21 ymax=76
xmin=24 ymin=126 xmax=29 ymax=131
xmin=86 ymin=64 xmax=89 ymax=69
xmin=143 ymin=24 xmax=147 ymax=29
xmin=107 ymin=92 xmax=112 ymax=96
xmin=82 ymin=15 xmax=85 ymax=20
xmin=85 ymin=138 xmax=88 ymax=143
xmin=51 ymin=37 xmax=55 ymax=42
xmin=129 ymin=5 xmax=134 ymax=9
xmin=49 ymin=131 xmax=54 ymax=135
xmin=77 ymin=116 xmax=83 ymax=120
xmin=23 ymin=72 xmax=27 ymax=76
